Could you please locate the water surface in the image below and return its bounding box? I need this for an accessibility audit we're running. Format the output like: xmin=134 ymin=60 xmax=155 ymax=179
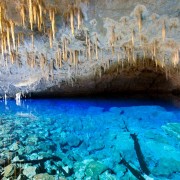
xmin=0 ymin=98 xmax=180 ymax=179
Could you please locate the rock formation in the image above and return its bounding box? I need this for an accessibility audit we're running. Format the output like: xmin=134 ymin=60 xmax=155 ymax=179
xmin=0 ymin=0 xmax=179 ymax=97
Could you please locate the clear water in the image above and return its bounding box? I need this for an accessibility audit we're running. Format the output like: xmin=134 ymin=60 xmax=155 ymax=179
xmin=0 ymin=98 xmax=180 ymax=180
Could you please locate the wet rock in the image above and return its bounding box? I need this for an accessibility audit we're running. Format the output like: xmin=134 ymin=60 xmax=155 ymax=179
xmin=33 ymin=173 xmax=55 ymax=180
xmin=85 ymin=161 xmax=108 ymax=179
xmin=152 ymin=158 xmax=180 ymax=177
xmin=23 ymin=166 xmax=37 ymax=178
xmin=4 ymin=164 xmax=15 ymax=178
xmin=162 ymin=123 xmax=180 ymax=139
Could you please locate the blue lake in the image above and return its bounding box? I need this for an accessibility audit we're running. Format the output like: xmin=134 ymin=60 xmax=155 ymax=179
xmin=0 ymin=98 xmax=180 ymax=179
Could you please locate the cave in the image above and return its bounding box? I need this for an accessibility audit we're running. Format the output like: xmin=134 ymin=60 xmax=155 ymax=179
xmin=0 ymin=0 xmax=180 ymax=179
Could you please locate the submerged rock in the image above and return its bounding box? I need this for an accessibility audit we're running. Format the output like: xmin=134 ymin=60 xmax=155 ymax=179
xmin=162 ymin=123 xmax=180 ymax=139
xmin=23 ymin=166 xmax=37 ymax=178
xmin=85 ymin=161 xmax=108 ymax=179
xmin=17 ymin=174 xmax=28 ymax=180
xmin=4 ymin=164 xmax=15 ymax=178
xmin=99 ymin=171 xmax=116 ymax=180
xmin=33 ymin=173 xmax=55 ymax=180
xmin=152 ymin=158 xmax=180 ymax=177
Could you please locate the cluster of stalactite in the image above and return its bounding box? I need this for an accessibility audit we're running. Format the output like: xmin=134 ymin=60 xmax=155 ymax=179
xmin=0 ymin=0 xmax=86 ymax=65
xmin=0 ymin=1 xmax=179 ymax=81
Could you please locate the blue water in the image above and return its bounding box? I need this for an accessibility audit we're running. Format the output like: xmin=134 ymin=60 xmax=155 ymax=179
xmin=0 ymin=98 xmax=180 ymax=179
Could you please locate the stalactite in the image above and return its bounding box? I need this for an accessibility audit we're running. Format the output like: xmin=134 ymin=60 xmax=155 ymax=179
xmin=10 ymin=20 xmax=15 ymax=49
xmin=86 ymin=31 xmax=88 ymax=45
xmin=110 ymin=26 xmax=115 ymax=56
xmin=162 ymin=20 xmax=166 ymax=42
xmin=88 ymin=38 xmax=91 ymax=60
xmin=73 ymin=50 xmax=76 ymax=66
xmin=64 ymin=39 xmax=68 ymax=61
xmin=101 ymin=49 xmax=103 ymax=61
xmin=6 ymin=25 xmax=11 ymax=53
xmin=70 ymin=6 xmax=74 ymax=35
xmin=49 ymin=8 xmax=56 ymax=40
xmin=138 ymin=12 xmax=142 ymax=33
xmin=28 ymin=0 xmax=33 ymax=31
xmin=77 ymin=7 xmax=81 ymax=29
xmin=132 ymin=30 xmax=135 ymax=46
xmin=3 ymin=33 xmax=7 ymax=53
xmin=31 ymin=33 xmax=34 ymax=49
xmin=70 ymin=50 xmax=73 ymax=64
xmin=79 ymin=50 xmax=81 ymax=62
xmin=49 ymin=29 xmax=53 ymax=48
xmin=59 ymin=48 xmax=62 ymax=68
xmin=118 ymin=53 xmax=120 ymax=65
xmin=17 ymin=33 xmax=20 ymax=48
xmin=62 ymin=39 xmax=65 ymax=60
xmin=33 ymin=4 xmax=37 ymax=24
xmin=20 ymin=4 xmax=26 ymax=28
xmin=172 ymin=50 xmax=179 ymax=67
xmin=153 ymin=41 xmax=157 ymax=67
xmin=95 ymin=35 xmax=98 ymax=60
xmin=0 ymin=3 xmax=5 ymax=34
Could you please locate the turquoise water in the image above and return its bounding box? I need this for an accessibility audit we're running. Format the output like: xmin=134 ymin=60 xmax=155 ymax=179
xmin=0 ymin=98 xmax=180 ymax=179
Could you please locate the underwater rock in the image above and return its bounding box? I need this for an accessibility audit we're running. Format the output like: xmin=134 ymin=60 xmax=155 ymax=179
xmin=4 ymin=164 xmax=15 ymax=178
xmin=0 ymin=158 xmax=5 ymax=166
xmin=162 ymin=123 xmax=180 ymax=139
xmin=85 ymin=161 xmax=108 ymax=179
xmin=17 ymin=174 xmax=28 ymax=180
xmin=99 ymin=170 xmax=116 ymax=180
xmin=74 ymin=159 xmax=94 ymax=179
xmin=152 ymin=158 xmax=180 ymax=176
xmin=67 ymin=135 xmax=81 ymax=147
xmin=12 ymin=156 xmax=20 ymax=162
xmin=27 ymin=135 xmax=39 ymax=145
xmin=9 ymin=142 xmax=19 ymax=151
xmin=33 ymin=173 xmax=55 ymax=180
xmin=23 ymin=166 xmax=37 ymax=178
